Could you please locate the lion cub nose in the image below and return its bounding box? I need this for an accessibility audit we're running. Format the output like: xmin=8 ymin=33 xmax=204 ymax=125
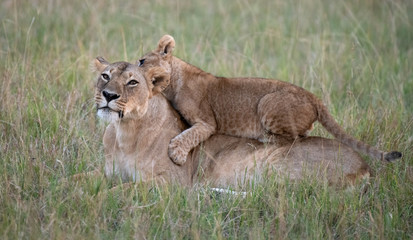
xmin=102 ymin=90 xmax=120 ymax=102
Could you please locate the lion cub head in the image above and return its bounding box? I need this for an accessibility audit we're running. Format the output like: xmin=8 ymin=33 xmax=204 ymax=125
xmin=137 ymin=35 xmax=175 ymax=73
xmin=93 ymin=57 xmax=170 ymax=122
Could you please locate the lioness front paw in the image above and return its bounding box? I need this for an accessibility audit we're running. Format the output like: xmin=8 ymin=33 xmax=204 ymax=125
xmin=168 ymin=140 xmax=188 ymax=165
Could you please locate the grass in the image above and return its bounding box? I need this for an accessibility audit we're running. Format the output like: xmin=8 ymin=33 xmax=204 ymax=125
xmin=1 ymin=0 xmax=412 ymax=238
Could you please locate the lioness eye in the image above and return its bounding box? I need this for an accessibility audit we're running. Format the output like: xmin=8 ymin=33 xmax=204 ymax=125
xmin=138 ymin=59 xmax=145 ymax=67
xmin=101 ymin=73 xmax=110 ymax=81
xmin=127 ymin=80 xmax=139 ymax=86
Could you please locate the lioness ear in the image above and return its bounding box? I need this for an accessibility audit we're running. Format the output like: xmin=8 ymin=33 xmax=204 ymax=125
xmin=156 ymin=35 xmax=175 ymax=57
xmin=93 ymin=57 xmax=110 ymax=72
xmin=146 ymin=67 xmax=170 ymax=96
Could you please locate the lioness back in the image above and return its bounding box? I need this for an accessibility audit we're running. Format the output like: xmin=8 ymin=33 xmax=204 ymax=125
xmin=196 ymin=135 xmax=371 ymax=187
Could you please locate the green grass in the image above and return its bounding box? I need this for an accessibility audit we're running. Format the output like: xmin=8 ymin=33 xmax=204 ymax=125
xmin=1 ymin=0 xmax=412 ymax=238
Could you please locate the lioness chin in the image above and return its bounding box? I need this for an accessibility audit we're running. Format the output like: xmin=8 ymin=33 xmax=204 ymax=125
xmin=138 ymin=35 xmax=401 ymax=165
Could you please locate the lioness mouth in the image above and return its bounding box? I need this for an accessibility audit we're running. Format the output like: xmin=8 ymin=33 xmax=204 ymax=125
xmin=97 ymin=106 xmax=124 ymax=118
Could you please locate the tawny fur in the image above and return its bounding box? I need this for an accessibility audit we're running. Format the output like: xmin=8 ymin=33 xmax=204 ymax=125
xmin=138 ymin=35 xmax=401 ymax=165
xmin=93 ymin=59 xmax=370 ymax=187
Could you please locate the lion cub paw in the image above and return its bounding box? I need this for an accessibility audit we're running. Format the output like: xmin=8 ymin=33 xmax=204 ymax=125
xmin=168 ymin=140 xmax=188 ymax=165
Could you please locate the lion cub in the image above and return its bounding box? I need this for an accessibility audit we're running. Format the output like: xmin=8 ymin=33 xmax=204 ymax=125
xmin=138 ymin=35 xmax=401 ymax=165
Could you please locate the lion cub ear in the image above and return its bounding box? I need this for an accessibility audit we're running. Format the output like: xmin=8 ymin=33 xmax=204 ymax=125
xmin=156 ymin=35 xmax=175 ymax=57
xmin=93 ymin=57 xmax=110 ymax=72
xmin=146 ymin=67 xmax=170 ymax=96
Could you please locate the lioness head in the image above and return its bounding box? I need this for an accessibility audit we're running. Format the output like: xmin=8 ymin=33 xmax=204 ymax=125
xmin=93 ymin=57 xmax=170 ymax=122
xmin=138 ymin=35 xmax=175 ymax=73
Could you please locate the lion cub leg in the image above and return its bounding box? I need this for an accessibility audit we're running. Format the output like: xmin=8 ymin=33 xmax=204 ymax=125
xmin=169 ymin=121 xmax=216 ymax=165
xmin=257 ymin=92 xmax=317 ymax=142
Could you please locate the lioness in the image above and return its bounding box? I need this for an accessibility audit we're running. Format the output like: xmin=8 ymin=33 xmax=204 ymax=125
xmin=94 ymin=58 xmax=370 ymax=187
xmin=138 ymin=35 xmax=402 ymax=165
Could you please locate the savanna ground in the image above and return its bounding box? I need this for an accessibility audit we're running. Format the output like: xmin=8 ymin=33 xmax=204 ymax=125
xmin=1 ymin=0 xmax=412 ymax=239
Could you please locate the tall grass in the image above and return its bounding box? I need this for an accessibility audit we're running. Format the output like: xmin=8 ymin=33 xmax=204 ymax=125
xmin=0 ymin=0 xmax=412 ymax=238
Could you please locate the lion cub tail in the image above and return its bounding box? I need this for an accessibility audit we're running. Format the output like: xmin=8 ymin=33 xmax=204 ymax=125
xmin=316 ymin=103 xmax=402 ymax=162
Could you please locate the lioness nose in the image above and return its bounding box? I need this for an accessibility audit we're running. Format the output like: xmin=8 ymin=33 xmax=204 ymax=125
xmin=102 ymin=90 xmax=120 ymax=102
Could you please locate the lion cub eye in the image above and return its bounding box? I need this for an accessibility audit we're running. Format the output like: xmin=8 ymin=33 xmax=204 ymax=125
xmin=101 ymin=73 xmax=110 ymax=81
xmin=138 ymin=59 xmax=145 ymax=67
xmin=127 ymin=80 xmax=139 ymax=86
